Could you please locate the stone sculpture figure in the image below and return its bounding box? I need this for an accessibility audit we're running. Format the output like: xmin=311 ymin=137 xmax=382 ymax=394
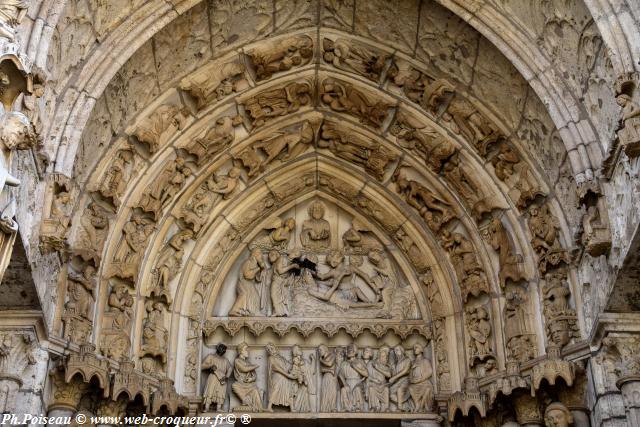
xmin=342 ymin=219 xmax=381 ymax=253
xmin=338 ymin=344 xmax=368 ymax=411
xmin=244 ymin=82 xmax=312 ymax=128
xmin=202 ymin=344 xmax=233 ymax=411
xmin=267 ymin=250 xmax=299 ymax=317
xmin=253 ymin=120 xmax=314 ymax=168
xmin=266 ymin=343 xmax=295 ymax=411
xmin=616 ymin=92 xmax=640 ymax=155
xmin=319 ymin=122 xmax=396 ymax=180
xmin=181 ymin=166 xmax=241 ymax=234
xmin=543 ymin=273 xmax=579 ymax=348
xmin=318 ymin=345 xmax=338 ymax=412
xmin=132 ymin=105 xmax=185 ymax=154
xmin=389 ymin=113 xmax=455 ymax=173
xmin=320 ymin=79 xmax=389 ymax=128
xmin=309 ymin=250 xmax=381 ymax=310
xmin=253 ymin=217 xmax=296 ymax=251
xmin=409 ymin=344 xmax=434 ymax=412
xmin=394 ymin=170 xmax=454 ymax=232
xmin=466 ymin=306 xmax=494 ymax=364
xmin=443 ymin=232 xmax=489 ymax=301
xmin=149 ymin=229 xmax=193 ymax=304
xmin=0 ymin=0 xmax=27 ymax=41
xmin=290 ymin=345 xmax=313 ymax=413
xmin=139 ymin=157 xmax=192 ymax=219
xmin=367 ymin=346 xmax=391 ymax=412
xmin=108 ymin=283 xmax=133 ymax=330
xmin=528 ymin=204 xmax=568 ymax=273
xmin=485 ymin=216 xmax=525 ymax=287
xmin=389 ymin=345 xmax=411 ymax=411
xmin=65 ymin=265 xmax=96 ymax=320
xmin=368 ymin=249 xmax=396 ymax=315
xmin=232 ymin=343 xmax=263 ymax=411
xmin=300 ymin=201 xmax=331 ymax=250
xmin=75 ymin=202 xmax=109 ymax=264
xmin=141 ymin=301 xmax=168 ymax=363
xmin=111 ymin=211 xmax=154 ymax=280
xmin=322 ymin=37 xmax=391 ymax=82
xmin=229 ymin=248 xmax=266 ymax=316
xmin=544 ymin=402 xmax=574 ymax=427
xmin=250 ymin=35 xmax=314 ymax=81
xmin=491 ymin=143 xmax=520 ymax=181
xmin=442 ymin=155 xmax=493 ymax=220
xmin=0 ymin=112 xmax=36 ymax=232
xmin=180 ymin=62 xmax=246 ymax=109
xmin=99 ymin=149 xmax=134 ymax=208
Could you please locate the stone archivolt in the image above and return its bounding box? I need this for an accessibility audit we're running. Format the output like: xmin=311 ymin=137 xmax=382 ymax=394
xmin=28 ymin=27 xmax=587 ymax=424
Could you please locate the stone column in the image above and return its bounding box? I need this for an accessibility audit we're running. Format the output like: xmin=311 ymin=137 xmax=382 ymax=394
xmin=618 ymin=376 xmax=640 ymax=427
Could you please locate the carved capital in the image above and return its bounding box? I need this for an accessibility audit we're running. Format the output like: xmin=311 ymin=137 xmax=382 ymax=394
xmin=48 ymin=370 xmax=88 ymax=412
xmin=514 ymin=394 xmax=543 ymax=425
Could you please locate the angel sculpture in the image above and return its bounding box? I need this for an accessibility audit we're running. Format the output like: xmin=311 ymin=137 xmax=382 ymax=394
xmin=253 ymin=120 xmax=314 ymax=167
xmin=251 ymin=217 xmax=296 ymax=251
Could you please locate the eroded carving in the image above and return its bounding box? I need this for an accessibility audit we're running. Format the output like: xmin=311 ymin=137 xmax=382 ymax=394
xmin=243 ymin=81 xmax=312 ymax=128
xmin=442 ymin=231 xmax=489 ymax=301
xmin=322 ymin=37 xmax=394 ymax=82
xmin=320 ymin=78 xmax=391 ymax=128
xmin=319 ymin=121 xmax=397 ymax=180
xmin=249 ymin=35 xmax=314 ymax=81
xmin=528 ymin=204 xmax=569 ymax=274
xmin=180 ymin=62 xmax=247 ymax=109
xmin=131 ymin=104 xmax=188 ymax=155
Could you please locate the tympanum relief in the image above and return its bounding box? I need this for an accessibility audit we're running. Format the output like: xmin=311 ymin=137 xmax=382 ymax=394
xmin=217 ymin=199 xmax=420 ymax=321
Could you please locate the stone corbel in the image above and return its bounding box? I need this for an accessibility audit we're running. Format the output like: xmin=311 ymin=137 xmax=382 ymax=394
xmin=514 ymin=394 xmax=544 ymax=427
xmin=111 ymin=358 xmax=152 ymax=409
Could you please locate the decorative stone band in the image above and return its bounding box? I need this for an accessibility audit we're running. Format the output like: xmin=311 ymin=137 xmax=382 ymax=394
xmin=203 ymin=317 xmax=432 ymax=339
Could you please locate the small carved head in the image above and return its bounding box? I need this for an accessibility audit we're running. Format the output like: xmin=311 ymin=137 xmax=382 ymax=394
xmin=544 ymin=402 xmax=573 ymax=427
xmin=0 ymin=112 xmax=37 ymax=151
xmin=393 ymin=345 xmax=404 ymax=359
xmin=413 ymin=344 xmax=424 ymax=357
xmin=216 ymin=343 xmax=227 ymax=356
xmin=326 ymin=250 xmax=344 ymax=267
xmin=378 ymin=346 xmax=390 ymax=362
xmin=268 ymin=250 xmax=279 ymax=263
xmin=308 ymin=200 xmax=326 ymax=220
xmin=346 ymin=343 xmax=358 ymax=359
xmin=363 ymin=347 xmax=373 ymax=361
xmin=266 ymin=343 xmax=277 ymax=356
xmin=237 ymin=343 xmax=249 ymax=358
xmin=349 ymin=254 xmax=363 ymax=267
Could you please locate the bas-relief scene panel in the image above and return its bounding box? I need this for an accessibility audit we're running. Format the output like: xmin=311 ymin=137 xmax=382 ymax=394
xmin=212 ymin=198 xmax=422 ymax=321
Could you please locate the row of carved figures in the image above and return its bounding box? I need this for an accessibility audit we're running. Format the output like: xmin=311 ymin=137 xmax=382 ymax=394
xmin=201 ymin=342 xmax=434 ymax=414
